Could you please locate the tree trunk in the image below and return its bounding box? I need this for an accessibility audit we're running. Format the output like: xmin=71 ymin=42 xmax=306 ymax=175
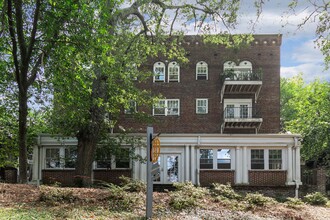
xmin=74 ymin=70 xmax=106 ymax=187
xmin=18 ymin=88 xmax=28 ymax=183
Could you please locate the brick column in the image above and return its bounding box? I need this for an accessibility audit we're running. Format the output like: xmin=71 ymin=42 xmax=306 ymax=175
xmin=316 ymin=168 xmax=326 ymax=193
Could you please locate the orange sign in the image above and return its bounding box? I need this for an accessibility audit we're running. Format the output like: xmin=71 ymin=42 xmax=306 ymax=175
xmin=151 ymin=137 xmax=161 ymax=163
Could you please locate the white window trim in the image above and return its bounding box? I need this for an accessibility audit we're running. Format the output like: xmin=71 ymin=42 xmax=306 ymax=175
xmin=168 ymin=62 xmax=180 ymax=82
xmin=124 ymin=101 xmax=137 ymax=114
xmin=153 ymin=99 xmax=180 ymax=116
xmin=196 ymin=61 xmax=208 ymax=80
xmin=94 ymin=147 xmax=132 ymax=170
xmin=153 ymin=62 xmax=166 ymax=82
xmin=248 ymin=148 xmax=284 ymax=171
xmin=43 ymin=146 xmax=76 ymax=170
xmin=199 ymin=147 xmax=234 ymax=170
xmin=196 ymin=98 xmax=208 ymax=114
xmin=223 ymin=99 xmax=252 ymax=118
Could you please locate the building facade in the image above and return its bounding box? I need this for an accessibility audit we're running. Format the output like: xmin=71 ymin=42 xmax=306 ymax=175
xmin=32 ymin=35 xmax=302 ymax=188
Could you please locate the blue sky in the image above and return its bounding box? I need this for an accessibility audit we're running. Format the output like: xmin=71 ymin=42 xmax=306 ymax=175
xmin=169 ymin=0 xmax=329 ymax=83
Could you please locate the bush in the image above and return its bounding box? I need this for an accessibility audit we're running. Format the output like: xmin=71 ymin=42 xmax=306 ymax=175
xmin=169 ymin=182 xmax=208 ymax=210
xmin=39 ymin=186 xmax=77 ymax=204
xmin=210 ymin=183 xmax=241 ymax=200
xmin=285 ymin=197 xmax=304 ymax=209
xmin=245 ymin=192 xmax=276 ymax=207
xmin=106 ymin=183 xmax=142 ymax=211
xmin=303 ymin=192 xmax=328 ymax=206
xmin=119 ymin=176 xmax=146 ymax=192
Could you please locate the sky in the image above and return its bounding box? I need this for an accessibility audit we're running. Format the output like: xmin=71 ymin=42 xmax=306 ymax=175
xmin=236 ymin=0 xmax=329 ymax=83
xmin=167 ymin=0 xmax=329 ymax=83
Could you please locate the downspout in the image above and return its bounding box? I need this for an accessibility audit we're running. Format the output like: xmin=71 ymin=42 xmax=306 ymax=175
xmin=37 ymin=135 xmax=41 ymax=187
xmin=294 ymin=137 xmax=299 ymax=198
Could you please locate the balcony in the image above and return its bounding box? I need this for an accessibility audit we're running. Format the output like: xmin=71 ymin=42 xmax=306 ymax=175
xmin=221 ymin=107 xmax=263 ymax=134
xmin=220 ymin=70 xmax=263 ymax=103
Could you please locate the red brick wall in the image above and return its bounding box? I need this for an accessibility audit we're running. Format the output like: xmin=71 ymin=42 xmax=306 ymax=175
xmin=42 ymin=169 xmax=132 ymax=186
xmin=249 ymin=170 xmax=287 ymax=186
xmin=200 ymin=170 xmax=235 ymax=186
xmin=93 ymin=169 xmax=132 ymax=185
xmin=118 ymin=35 xmax=281 ymax=134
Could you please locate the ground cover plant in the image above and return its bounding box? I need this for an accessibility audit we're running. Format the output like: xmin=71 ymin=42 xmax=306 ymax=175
xmin=0 ymin=182 xmax=330 ymax=219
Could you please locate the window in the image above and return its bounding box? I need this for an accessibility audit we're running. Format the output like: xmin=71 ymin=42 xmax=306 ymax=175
xmin=96 ymin=148 xmax=130 ymax=169
xmin=196 ymin=99 xmax=208 ymax=114
xmin=223 ymin=99 xmax=252 ymax=119
xmin=269 ymin=150 xmax=282 ymax=169
xmin=153 ymin=62 xmax=165 ymax=82
xmin=45 ymin=148 xmax=60 ymax=168
xmin=196 ymin=61 xmax=208 ymax=80
xmin=153 ymin=99 xmax=180 ymax=116
xmin=124 ymin=101 xmax=137 ymax=114
xmin=217 ymin=149 xmax=231 ymax=169
xmin=223 ymin=61 xmax=253 ymax=80
xmin=64 ymin=147 xmax=77 ymax=168
xmin=200 ymin=149 xmax=213 ymax=169
xmin=251 ymin=149 xmax=264 ymax=169
xmin=168 ymin=62 xmax=180 ymax=82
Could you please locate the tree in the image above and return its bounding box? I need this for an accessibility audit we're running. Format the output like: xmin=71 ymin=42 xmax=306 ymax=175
xmin=48 ymin=0 xmax=262 ymax=186
xmin=281 ymin=75 xmax=330 ymax=166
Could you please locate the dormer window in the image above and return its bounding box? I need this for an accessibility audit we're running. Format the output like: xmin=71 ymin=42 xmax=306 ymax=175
xmin=168 ymin=62 xmax=180 ymax=82
xmin=153 ymin=62 xmax=165 ymax=82
xmin=196 ymin=61 xmax=208 ymax=80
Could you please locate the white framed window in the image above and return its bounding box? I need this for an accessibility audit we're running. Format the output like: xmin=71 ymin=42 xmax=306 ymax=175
xmin=153 ymin=99 xmax=180 ymax=116
xmin=200 ymin=148 xmax=233 ymax=170
xmin=269 ymin=150 xmax=282 ymax=170
xmin=44 ymin=146 xmax=77 ymax=169
xmin=223 ymin=99 xmax=252 ymax=119
xmin=196 ymin=61 xmax=208 ymax=80
xmin=196 ymin=99 xmax=208 ymax=114
xmin=95 ymin=148 xmax=130 ymax=169
xmin=168 ymin=62 xmax=180 ymax=82
xmin=153 ymin=62 xmax=165 ymax=82
xmin=124 ymin=100 xmax=137 ymax=114
xmin=250 ymin=149 xmax=283 ymax=170
xmin=223 ymin=60 xmax=253 ymax=80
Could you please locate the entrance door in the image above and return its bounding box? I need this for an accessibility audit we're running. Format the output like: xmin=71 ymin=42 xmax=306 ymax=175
xmin=153 ymin=154 xmax=181 ymax=184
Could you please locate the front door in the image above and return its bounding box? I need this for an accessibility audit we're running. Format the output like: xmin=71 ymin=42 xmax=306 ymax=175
xmin=153 ymin=154 xmax=181 ymax=184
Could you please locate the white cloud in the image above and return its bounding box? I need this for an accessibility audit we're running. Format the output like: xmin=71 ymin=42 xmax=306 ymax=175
xmin=281 ymin=64 xmax=330 ymax=83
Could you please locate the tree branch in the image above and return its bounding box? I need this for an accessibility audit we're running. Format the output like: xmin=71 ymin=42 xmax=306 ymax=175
xmin=26 ymin=0 xmax=41 ymax=65
xmin=13 ymin=0 xmax=27 ymax=68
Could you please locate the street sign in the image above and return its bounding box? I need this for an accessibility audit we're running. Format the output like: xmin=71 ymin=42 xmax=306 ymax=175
xmin=151 ymin=137 xmax=160 ymax=163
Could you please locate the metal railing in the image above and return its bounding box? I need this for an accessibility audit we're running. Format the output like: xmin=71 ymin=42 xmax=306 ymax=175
xmin=222 ymin=69 xmax=262 ymax=81
xmin=224 ymin=107 xmax=261 ymax=119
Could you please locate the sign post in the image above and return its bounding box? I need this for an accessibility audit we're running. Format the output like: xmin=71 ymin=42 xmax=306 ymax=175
xmin=146 ymin=127 xmax=153 ymax=219
xmin=146 ymin=127 xmax=161 ymax=219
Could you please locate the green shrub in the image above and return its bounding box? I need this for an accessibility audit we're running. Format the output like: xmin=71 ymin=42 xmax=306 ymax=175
xmin=245 ymin=192 xmax=276 ymax=207
xmin=303 ymin=192 xmax=328 ymax=206
xmin=106 ymin=183 xmax=142 ymax=211
xmin=119 ymin=176 xmax=146 ymax=192
xmin=210 ymin=183 xmax=241 ymax=200
xmin=169 ymin=182 xmax=208 ymax=210
xmin=39 ymin=186 xmax=77 ymax=204
xmin=285 ymin=197 xmax=304 ymax=209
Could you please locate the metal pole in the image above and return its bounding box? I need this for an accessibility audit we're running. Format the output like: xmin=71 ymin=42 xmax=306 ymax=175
xmin=146 ymin=127 xmax=153 ymax=219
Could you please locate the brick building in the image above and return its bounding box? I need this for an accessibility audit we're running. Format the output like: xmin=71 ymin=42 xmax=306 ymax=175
xmin=32 ymin=35 xmax=302 ymax=188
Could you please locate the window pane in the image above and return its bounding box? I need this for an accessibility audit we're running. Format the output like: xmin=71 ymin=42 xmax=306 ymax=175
xmin=46 ymin=148 xmax=60 ymax=168
xmin=116 ymin=149 xmax=130 ymax=168
xmin=200 ymin=149 xmax=213 ymax=169
xmin=154 ymin=100 xmax=166 ymax=115
xmin=269 ymin=150 xmax=282 ymax=170
xmin=96 ymin=153 xmax=112 ymax=169
xmin=154 ymin=66 xmax=165 ymax=81
xmin=167 ymin=100 xmax=179 ymax=115
xmin=125 ymin=101 xmax=137 ymax=114
xmin=240 ymin=105 xmax=248 ymax=118
xmin=64 ymin=147 xmax=77 ymax=168
xmin=197 ymin=99 xmax=207 ymax=114
xmin=217 ymin=149 xmax=231 ymax=169
xmin=251 ymin=149 xmax=264 ymax=169
xmin=226 ymin=105 xmax=235 ymax=118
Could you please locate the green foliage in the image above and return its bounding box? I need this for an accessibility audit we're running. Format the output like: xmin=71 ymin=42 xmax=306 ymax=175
xmin=281 ymin=75 xmax=330 ymax=164
xmin=285 ymin=197 xmax=304 ymax=209
xmin=169 ymin=182 xmax=208 ymax=210
xmin=106 ymin=183 xmax=143 ymax=211
xmin=210 ymin=183 xmax=241 ymax=200
xmin=39 ymin=186 xmax=77 ymax=205
xmin=119 ymin=176 xmax=146 ymax=193
xmin=303 ymin=192 xmax=329 ymax=206
xmin=245 ymin=192 xmax=276 ymax=207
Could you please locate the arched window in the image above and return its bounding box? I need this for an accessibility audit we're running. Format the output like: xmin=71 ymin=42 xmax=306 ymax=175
xmin=223 ymin=60 xmax=253 ymax=80
xmin=153 ymin=62 xmax=165 ymax=82
xmin=196 ymin=61 xmax=208 ymax=80
xmin=168 ymin=61 xmax=180 ymax=82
